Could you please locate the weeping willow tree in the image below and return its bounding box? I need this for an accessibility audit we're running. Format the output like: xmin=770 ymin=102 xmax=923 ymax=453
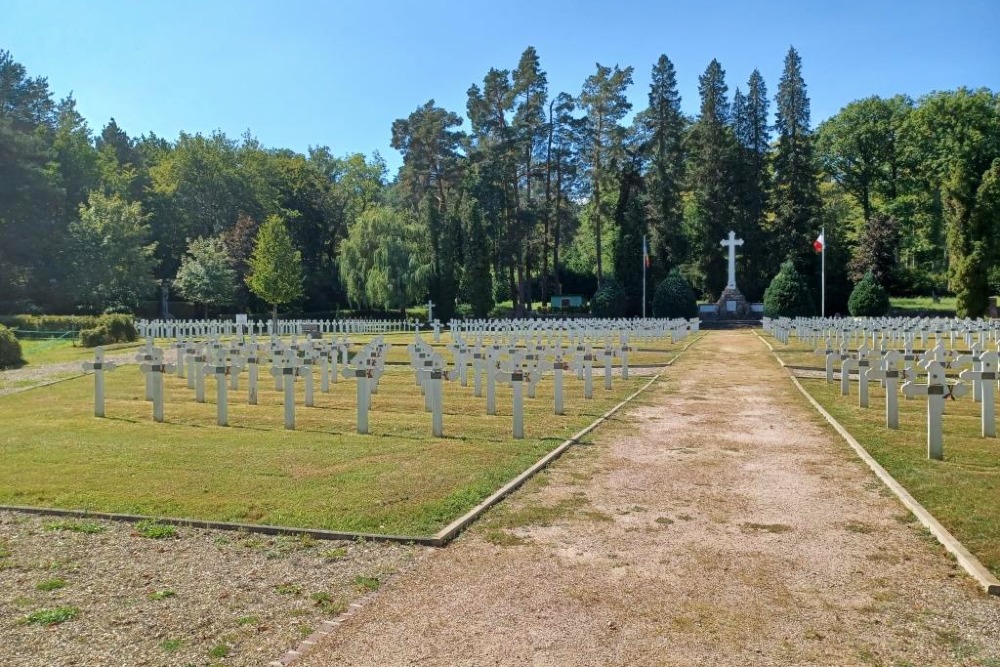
xmin=339 ymin=205 xmax=433 ymax=314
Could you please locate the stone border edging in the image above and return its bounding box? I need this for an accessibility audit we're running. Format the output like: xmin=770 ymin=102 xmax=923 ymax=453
xmin=753 ymin=330 xmax=1000 ymax=596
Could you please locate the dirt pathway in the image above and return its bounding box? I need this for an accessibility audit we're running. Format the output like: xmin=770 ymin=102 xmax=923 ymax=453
xmin=296 ymin=329 xmax=999 ymax=667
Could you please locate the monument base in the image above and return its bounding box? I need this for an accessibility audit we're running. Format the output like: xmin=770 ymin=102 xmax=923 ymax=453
xmin=715 ymin=286 xmax=752 ymax=318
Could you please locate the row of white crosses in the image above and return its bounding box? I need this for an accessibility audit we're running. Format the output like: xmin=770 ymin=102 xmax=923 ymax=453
xmin=138 ymin=318 xmax=417 ymax=340
xmin=773 ymin=317 xmax=1000 ymax=460
xmin=85 ymin=317 xmax=676 ymax=439
xmin=86 ymin=335 xmax=357 ymax=428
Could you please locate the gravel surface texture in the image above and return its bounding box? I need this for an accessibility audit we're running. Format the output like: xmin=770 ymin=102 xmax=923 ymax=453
xmin=0 ymin=350 xmax=140 ymax=397
xmin=294 ymin=329 xmax=1000 ymax=667
xmin=0 ymin=512 xmax=422 ymax=666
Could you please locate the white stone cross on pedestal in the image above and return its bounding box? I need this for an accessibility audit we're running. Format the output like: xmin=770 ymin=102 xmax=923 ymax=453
xmin=82 ymin=347 xmax=117 ymax=417
xmin=902 ymin=361 xmax=969 ymax=460
xmin=720 ymin=231 xmax=744 ymax=290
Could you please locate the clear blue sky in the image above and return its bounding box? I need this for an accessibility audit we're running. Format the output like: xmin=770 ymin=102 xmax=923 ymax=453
xmin=2 ymin=0 xmax=997 ymax=174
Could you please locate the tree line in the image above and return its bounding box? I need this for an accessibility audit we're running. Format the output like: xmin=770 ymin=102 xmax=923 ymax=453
xmin=1 ymin=46 xmax=997 ymax=319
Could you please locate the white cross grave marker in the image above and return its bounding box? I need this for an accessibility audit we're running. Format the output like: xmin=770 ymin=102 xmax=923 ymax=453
xmin=270 ymin=355 xmax=301 ymax=430
xmin=203 ymin=351 xmax=231 ymax=426
xmin=138 ymin=350 xmax=174 ymax=423
xmin=864 ymin=351 xmax=911 ymax=429
xmin=902 ymin=361 xmax=969 ymax=460
xmin=496 ymin=367 xmax=526 ymax=439
xmin=82 ymin=347 xmax=117 ymax=417
xmin=959 ymin=350 xmax=998 ymax=438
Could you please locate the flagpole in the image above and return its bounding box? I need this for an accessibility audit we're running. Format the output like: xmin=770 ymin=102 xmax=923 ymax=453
xmin=642 ymin=235 xmax=647 ymax=319
xmin=821 ymin=226 xmax=826 ymax=317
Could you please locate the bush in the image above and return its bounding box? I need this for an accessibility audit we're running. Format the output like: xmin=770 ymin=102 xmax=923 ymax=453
xmin=763 ymin=261 xmax=816 ymax=318
xmin=0 ymin=315 xmax=101 ymax=332
xmin=652 ymin=268 xmax=698 ymax=319
xmin=99 ymin=314 xmax=137 ymax=342
xmin=78 ymin=314 xmax=138 ymax=348
xmin=848 ymin=272 xmax=890 ymax=316
xmin=590 ymin=278 xmax=627 ymax=318
xmin=78 ymin=326 xmax=110 ymax=347
xmin=0 ymin=325 xmax=25 ymax=369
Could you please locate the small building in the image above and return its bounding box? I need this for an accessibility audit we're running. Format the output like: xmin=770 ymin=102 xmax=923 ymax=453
xmin=550 ymin=295 xmax=584 ymax=309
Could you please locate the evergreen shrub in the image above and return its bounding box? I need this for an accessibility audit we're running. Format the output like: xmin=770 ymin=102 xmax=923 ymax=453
xmin=763 ymin=261 xmax=816 ymax=318
xmin=847 ymin=272 xmax=890 ymax=316
xmin=652 ymin=268 xmax=698 ymax=318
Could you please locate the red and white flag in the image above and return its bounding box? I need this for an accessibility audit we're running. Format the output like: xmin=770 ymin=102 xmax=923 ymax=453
xmin=813 ymin=232 xmax=825 ymax=253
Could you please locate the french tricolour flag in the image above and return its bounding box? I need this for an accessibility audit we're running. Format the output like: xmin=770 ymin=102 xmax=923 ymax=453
xmin=813 ymin=232 xmax=825 ymax=253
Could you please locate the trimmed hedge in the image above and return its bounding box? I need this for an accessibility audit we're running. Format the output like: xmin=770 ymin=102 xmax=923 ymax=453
xmin=78 ymin=314 xmax=139 ymax=348
xmin=0 ymin=324 xmax=25 ymax=369
xmin=0 ymin=315 xmax=101 ymax=332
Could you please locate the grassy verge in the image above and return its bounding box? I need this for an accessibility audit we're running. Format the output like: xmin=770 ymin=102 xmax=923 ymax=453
xmin=18 ymin=339 xmax=144 ymax=366
xmin=0 ymin=345 xmax=678 ymax=536
xmin=890 ymin=295 xmax=957 ymax=315
xmin=765 ymin=335 xmax=1000 ymax=578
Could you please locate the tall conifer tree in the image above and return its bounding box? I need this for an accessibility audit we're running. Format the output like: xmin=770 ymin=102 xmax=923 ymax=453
xmin=639 ymin=55 xmax=686 ymax=275
xmin=579 ymin=63 xmax=634 ymax=287
xmin=685 ymin=59 xmax=739 ymax=299
xmin=771 ymin=47 xmax=822 ymax=275
xmin=732 ymin=70 xmax=771 ymax=300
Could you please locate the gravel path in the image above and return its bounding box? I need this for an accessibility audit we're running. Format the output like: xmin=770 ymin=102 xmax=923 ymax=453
xmin=295 ymin=329 xmax=1000 ymax=667
xmin=0 ymin=512 xmax=423 ymax=666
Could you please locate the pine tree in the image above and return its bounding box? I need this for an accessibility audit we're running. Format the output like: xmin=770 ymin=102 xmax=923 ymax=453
xmin=246 ymin=215 xmax=304 ymax=329
xmin=685 ymin=59 xmax=739 ymax=299
xmin=771 ymin=47 xmax=822 ymax=275
xmin=579 ymin=63 xmax=634 ymax=287
xmin=639 ymin=55 xmax=686 ymax=276
xmin=731 ymin=70 xmax=772 ymax=300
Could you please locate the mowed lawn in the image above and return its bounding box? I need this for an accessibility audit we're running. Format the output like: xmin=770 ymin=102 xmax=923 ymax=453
xmin=0 ymin=346 xmax=675 ymax=536
xmin=767 ymin=335 xmax=1000 ymax=578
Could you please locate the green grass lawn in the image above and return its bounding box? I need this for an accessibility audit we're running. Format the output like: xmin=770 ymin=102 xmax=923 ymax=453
xmin=0 ymin=342 xmax=682 ymax=536
xmin=18 ymin=339 xmax=145 ymax=366
xmin=890 ymin=295 xmax=958 ymax=315
xmin=762 ymin=332 xmax=1000 ymax=578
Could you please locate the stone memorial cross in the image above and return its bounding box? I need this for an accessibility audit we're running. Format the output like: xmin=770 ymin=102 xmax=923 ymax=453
xmin=720 ymin=230 xmax=744 ymax=290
